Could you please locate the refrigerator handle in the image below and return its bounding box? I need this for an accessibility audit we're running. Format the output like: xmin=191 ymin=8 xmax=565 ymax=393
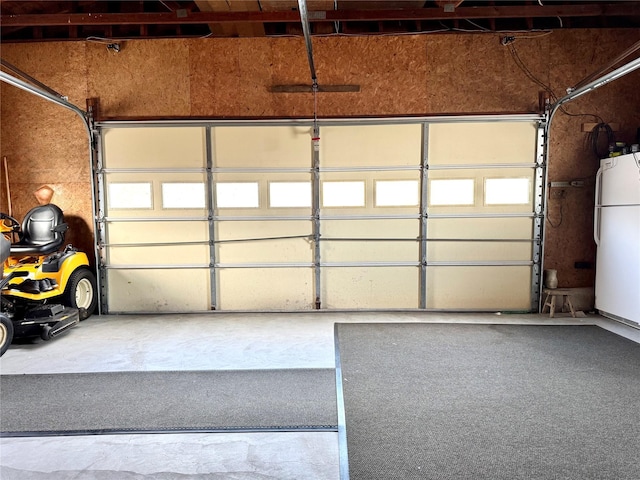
xmin=594 ymin=167 xmax=603 ymax=246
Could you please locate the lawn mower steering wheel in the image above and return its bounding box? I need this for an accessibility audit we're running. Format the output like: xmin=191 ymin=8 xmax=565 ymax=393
xmin=0 ymin=213 xmax=20 ymax=232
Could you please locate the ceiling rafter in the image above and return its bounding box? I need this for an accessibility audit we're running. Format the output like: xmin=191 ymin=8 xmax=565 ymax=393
xmin=2 ymin=3 xmax=640 ymax=27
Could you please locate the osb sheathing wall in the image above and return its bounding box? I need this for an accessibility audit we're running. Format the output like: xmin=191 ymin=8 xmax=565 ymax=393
xmin=1 ymin=30 xmax=639 ymax=292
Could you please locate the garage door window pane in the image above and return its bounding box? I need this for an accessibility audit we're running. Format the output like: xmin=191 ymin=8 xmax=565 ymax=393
xmin=162 ymin=183 xmax=205 ymax=209
xmin=269 ymin=182 xmax=311 ymax=208
xmin=108 ymin=183 xmax=152 ymax=209
xmin=216 ymin=183 xmax=259 ymax=208
xmin=376 ymin=180 xmax=419 ymax=207
xmin=429 ymin=179 xmax=474 ymax=206
xmin=485 ymin=178 xmax=530 ymax=205
xmin=322 ymin=181 xmax=365 ymax=207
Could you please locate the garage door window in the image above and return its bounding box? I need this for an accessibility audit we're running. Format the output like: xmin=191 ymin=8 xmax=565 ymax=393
xmin=485 ymin=178 xmax=530 ymax=205
xmin=375 ymin=180 xmax=419 ymax=207
xmin=322 ymin=181 xmax=365 ymax=207
xmin=429 ymin=179 xmax=475 ymax=206
xmin=108 ymin=183 xmax=153 ymax=209
xmin=216 ymin=182 xmax=259 ymax=208
xmin=269 ymin=182 xmax=312 ymax=208
xmin=162 ymin=183 xmax=206 ymax=209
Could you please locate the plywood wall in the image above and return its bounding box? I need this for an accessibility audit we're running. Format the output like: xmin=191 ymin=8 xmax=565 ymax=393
xmin=546 ymin=30 xmax=640 ymax=288
xmin=0 ymin=42 xmax=94 ymax=257
xmin=1 ymin=30 xmax=639 ymax=290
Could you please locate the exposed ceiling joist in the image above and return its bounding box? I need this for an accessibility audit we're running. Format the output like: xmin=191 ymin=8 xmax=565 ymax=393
xmin=434 ymin=1 xmax=465 ymax=8
xmin=2 ymin=3 xmax=639 ymax=27
xmin=194 ymin=0 xmax=265 ymax=37
xmin=159 ymin=1 xmax=186 ymax=12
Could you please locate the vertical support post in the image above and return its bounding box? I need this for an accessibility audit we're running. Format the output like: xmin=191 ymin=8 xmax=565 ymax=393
xmin=206 ymin=126 xmax=218 ymax=310
xmin=532 ymin=121 xmax=546 ymax=312
xmin=93 ymin=125 xmax=108 ymax=315
xmin=312 ymin=123 xmax=322 ymax=309
xmin=419 ymin=123 xmax=429 ymax=309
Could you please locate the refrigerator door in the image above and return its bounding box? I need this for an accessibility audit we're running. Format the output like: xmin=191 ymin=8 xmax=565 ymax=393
xmin=595 ymin=204 xmax=640 ymax=324
xmin=598 ymin=154 xmax=640 ymax=207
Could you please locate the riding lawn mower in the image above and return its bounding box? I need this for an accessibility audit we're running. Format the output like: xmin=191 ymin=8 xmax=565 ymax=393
xmin=0 ymin=204 xmax=97 ymax=356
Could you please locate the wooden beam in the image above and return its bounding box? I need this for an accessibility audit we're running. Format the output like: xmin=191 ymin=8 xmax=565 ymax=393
xmin=158 ymin=1 xmax=184 ymax=12
xmin=260 ymin=0 xmax=334 ymax=11
xmin=194 ymin=0 xmax=264 ymax=37
xmin=270 ymin=84 xmax=360 ymax=93
xmin=434 ymin=1 xmax=464 ymax=8
xmin=2 ymin=3 xmax=639 ymax=27
xmin=488 ymin=0 xmax=495 ymax=30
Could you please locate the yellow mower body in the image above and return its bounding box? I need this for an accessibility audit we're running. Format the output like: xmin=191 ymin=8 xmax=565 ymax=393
xmin=1 ymin=205 xmax=97 ymax=356
xmin=3 ymin=251 xmax=91 ymax=301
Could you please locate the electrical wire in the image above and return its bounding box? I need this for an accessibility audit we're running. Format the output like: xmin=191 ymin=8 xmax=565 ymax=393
xmin=511 ymin=31 xmax=553 ymax=40
xmin=266 ymin=21 xmax=554 ymax=39
xmin=507 ymin=41 xmax=605 ymax=124
xmin=86 ymin=36 xmax=133 ymax=43
xmin=464 ymin=19 xmax=491 ymax=32
xmin=547 ymin=198 xmax=564 ymax=228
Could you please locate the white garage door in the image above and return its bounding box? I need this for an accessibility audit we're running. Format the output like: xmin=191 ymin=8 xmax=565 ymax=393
xmin=97 ymin=116 xmax=543 ymax=313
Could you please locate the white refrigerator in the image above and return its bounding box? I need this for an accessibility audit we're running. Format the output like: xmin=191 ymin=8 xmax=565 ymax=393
xmin=594 ymin=153 xmax=640 ymax=325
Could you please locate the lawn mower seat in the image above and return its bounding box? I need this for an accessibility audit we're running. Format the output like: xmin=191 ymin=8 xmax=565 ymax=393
xmin=10 ymin=204 xmax=68 ymax=256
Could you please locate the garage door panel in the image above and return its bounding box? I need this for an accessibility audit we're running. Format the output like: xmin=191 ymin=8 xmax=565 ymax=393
xmin=108 ymin=245 xmax=209 ymax=265
xmin=322 ymin=241 xmax=418 ymax=263
xmin=103 ymin=127 xmax=206 ymax=169
xmin=218 ymin=268 xmax=314 ymax=310
xmin=321 ymin=218 xmax=418 ymax=262
xmin=216 ymin=220 xmax=313 ymax=263
xmin=322 ymin=267 xmax=419 ymax=309
xmin=427 ymin=241 xmax=532 ymax=262
xmin=426 ymin=217 xmax=534 ymax=262
xmin=107 ymin=221 xmax=209 ymax=244
xmin=321 ymin=219 xmax=419 ymax=238
xmin=321 ymin=124 xmax=422 ymax=167
xmin=426 ymin=266 xmax=532 ymax=310
xmin=213 ymin=126 xmax=311 ymax=168
xmin=428 ymin=122 xmax=537 ymax=165
xmin=427 ymin=217 xmax=534 ymax=239
xmin=217 ymin=239 xmax=313 ymax=264
xmin=107 ymin=269 xmax=210 ymax=312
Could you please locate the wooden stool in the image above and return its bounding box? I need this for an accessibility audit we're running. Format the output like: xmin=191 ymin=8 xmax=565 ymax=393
xmin=542 ymin=288 xmax=577 ymax=318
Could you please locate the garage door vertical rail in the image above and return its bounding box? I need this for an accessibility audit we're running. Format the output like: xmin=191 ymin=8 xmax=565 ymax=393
xmin=532 ymin=123 xmax=546 ymax=312
xmin=312 ymin=124 xmax=322 ymax=309
xmin=206 ymin=126 xmax=217 ymax=310
xmin=95 ymin=128 xmax=108 ymax=314
xmin=419 ymin=122 xmax=429 ymax=309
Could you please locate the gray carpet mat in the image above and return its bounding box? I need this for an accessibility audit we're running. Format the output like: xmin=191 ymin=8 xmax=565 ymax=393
xmin=336 ymin=324 xmax=640 ymax=480
xmin=0 ymin=369 xmax=336 ymax=435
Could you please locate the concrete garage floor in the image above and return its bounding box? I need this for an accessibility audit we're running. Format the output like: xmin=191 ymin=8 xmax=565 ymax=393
xmin=1 ymin=311 xmax=638 ymax=479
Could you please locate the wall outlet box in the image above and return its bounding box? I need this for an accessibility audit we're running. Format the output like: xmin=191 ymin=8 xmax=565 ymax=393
xmin=574 ymin=261 xmax=593 ymax=269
